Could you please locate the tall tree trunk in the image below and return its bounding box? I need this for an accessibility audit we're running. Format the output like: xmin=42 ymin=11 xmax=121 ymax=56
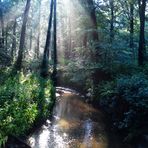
xmin=81 ymin=0 xmax=98 ymax=42
xmin=68 ymin=16 xmax=71 ymax=58
xmin=87 ymin=0 xmax=98 ymax=41
xmin=29 ymin=28 xmax=32 ymax=51
xmin=129 ymin=2 xmax=134 ymax=48
xmin=13 ymin=0 xmax=31 ymax=72
xmin=138 ymin=0 xmax=146 ymax=66
xmin=0 ymin=0 xmax=4 ymax=49
xmin=5 ymin=24 xmax=8 ymax=53
xmin=63 ymin=18 xmax=69 ymax=61
xmin=36 ymin=32 xmax=40 ymax=59
xmin=40 ymin=0 xmax=54 ymax=77
xmin=83 ymin=31 xmax=87 ymax=47
xmin=110 ymin=0 xmax=114 ymax=43
xmin=84 ymin=0 xmax=101 ymax=92
xmin=52 ymin=0 xmax=57 ymax=86
xmin=35 ymin=0 xmax=41 ymax=59
xmin=11 ymin=19 xmax=17 ymax=62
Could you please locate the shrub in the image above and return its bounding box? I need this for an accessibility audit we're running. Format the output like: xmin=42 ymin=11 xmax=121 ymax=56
xmin=98 ymin=73 xmax=148 ymax=142
xmin=0 ymin=73 xmax=54 ymax=147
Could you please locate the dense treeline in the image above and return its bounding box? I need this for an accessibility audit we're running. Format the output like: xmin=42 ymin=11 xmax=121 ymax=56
xmin=57 ymin=0 xmax=148 ymax=145
xmin=0 ymin=0 xmax=57 ymax=146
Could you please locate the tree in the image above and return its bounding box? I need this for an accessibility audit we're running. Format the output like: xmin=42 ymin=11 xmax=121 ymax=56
xmin=138 ymin=0 xmax=146 ymax=66
xmin=11 ymin=18 xmax=17 ymax=62
xmin=109 ymin=0 xmax=114 ymax=43
xmin=82 ymin=0 xmax=98 ymax=42
xmin=40 ymin=0 xmax=54 ymax=77
xmin=13 ymin=0 xmax=31 ymax=72
xmin=129 ymin=0 xmax=134 ymax=48
xmin=0 ymin=0 xmax=5 ymax=49
xmin=88 ymin=0 xmax=99 ymax=41
xmin=52 ymin=0 xmax=57 ymax=86
xmin=35 ymin=0 xmax=42 ymax=59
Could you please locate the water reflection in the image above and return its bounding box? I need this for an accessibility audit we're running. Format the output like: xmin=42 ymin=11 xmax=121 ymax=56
xmin=28 ymin=87 xmax=121 ymax=148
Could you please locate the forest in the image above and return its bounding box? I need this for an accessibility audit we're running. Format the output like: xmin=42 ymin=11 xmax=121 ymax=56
xmin=0 ymin=0 xmax=148 ymax=147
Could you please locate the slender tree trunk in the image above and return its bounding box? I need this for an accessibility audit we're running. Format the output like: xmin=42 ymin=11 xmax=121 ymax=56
xmin=11 ymin=19 xmax=17 ymax=61
xmin=63 ymin=18 xmax=69 ymax=61
xmin=5 ymin=25 xmax=8 ymax=52
xmin=40 ymin=0 xmax=54 ymax=77
xmin=0 ymin=0 xmax=4 ymax=49
xmin=36 ymin=32 xmax=40 ymax=59
xmin=35 ymin=0 xmax=41 ymax=59
xmin=110 ymin=0 xmax=114 ymax=43
xmin=29 ymin=28 xmax=32 ymax=51
xmin=83 ymin=32 xmax=87 ymax=47
xmin=13 ymin=0 xmax=31 ymax=72
xmin=52 ymin=0 xmax=57 ymax=86
xmin=68 ymin=16 xmax=71 ymax=58
xmin=29 ymin=5 xmax=35 ymax=53
xmin=138 ymin=0 xmax=146 ymax=66
xmin=129 ymin=2 xmax=134 ymax=48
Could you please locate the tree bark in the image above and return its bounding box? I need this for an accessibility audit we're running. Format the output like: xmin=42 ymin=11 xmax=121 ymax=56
xmin=87 ymin=0 xmax=98 ymax=41
xmin=13 ymin=0 xmax=31 ymax=72
xmin=11 ymin=19 xmax=17 ymax=61
xmin=0 ymin=0 xmax=5 ymax=49
xmin=138 ymin=0 xmax=146 ymax=66
xmin=5 ymin=24 xmax=8 ymax=53
xmin=29 ymin=28 xmax=32 ymax=51
xmin=52 ymin=0 xmax=57 ymax=86
xmin=129 ymin=2 xmax=134 ymax=48
xmin=35 ymin=0 xmax=41 ymax=59
xmin=83 ymin=32 xmax=87 ymax=47
xmin=109 ymin=0 xmax=114 ymax=43
xmin=40 ymin=0 xmax=54 ymax=77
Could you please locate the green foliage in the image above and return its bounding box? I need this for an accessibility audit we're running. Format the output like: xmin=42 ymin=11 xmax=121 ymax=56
xmin=0 ymin=72 xmax=54 ymax=147
xmin=0 ymin=68 xmax=10 ymax=85
xmin=98 ymin=73 xmax=148 ymax=141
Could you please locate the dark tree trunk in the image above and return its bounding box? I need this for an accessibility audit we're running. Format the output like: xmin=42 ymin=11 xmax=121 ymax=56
xmin=11 ymin=19 xmax=17 ymax=62
xmin=129 ymin=2 xmax=134 ymax=48
xmin=5 ymin=24 xmax=8 ymax=52
xmin=0 ymin=0 xmax=4 ymax=49
xmin=36 ymin=32 xmax=40 ymax=59
xmin=13 ymin=0 xmax=31 ymax=72
xmin=83 ymin=32 xmax=87 ymax=47
xmin=40 ymin=0 xmax=54 ymax=77
xmin=52 ymin=0 xmax=57 ymax=86
xmin=110 ymin=0 xmax=114 ymax=43
xmin=138 ymin=0 xmax=146 ymax=66
xmin=35 ymin=0 xmax=41 ymax=59
xmin=87 ymin=0 xmax=98 ymax=41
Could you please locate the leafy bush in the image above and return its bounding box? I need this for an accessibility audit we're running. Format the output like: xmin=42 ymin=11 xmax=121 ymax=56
xmin=0 ymin=73 xmax=54 ymax=147
xmin=0 ymin=68 xmax=10 ymax=85
xmin=98 ymin=73 xmax=148 ymax=142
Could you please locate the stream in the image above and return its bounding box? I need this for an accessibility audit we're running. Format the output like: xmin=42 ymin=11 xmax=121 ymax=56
xmin=27 ymin=87 xmax=125 ymax=148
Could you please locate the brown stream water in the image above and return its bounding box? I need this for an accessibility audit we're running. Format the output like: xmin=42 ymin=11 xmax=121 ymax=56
xmin=27 ymin=87 xmax=125 ymax=148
